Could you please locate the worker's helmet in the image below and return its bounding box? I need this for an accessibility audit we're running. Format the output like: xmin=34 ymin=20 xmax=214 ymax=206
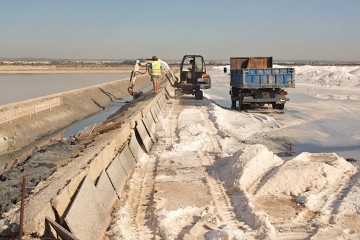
xmin=152 ymin=56 xmax=158 ymax=61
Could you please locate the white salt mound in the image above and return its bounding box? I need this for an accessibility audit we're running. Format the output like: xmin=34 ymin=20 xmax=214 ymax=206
xmin=172 ymin=108 xmax=212 ymax=152
xmin=230 ymin=144 xmax=284 ymax=191
xmin=157 ymin=206 xmax=202 ymax=239
xmin=350 ymin=67 xmax=360 ymax=76
xmin=255 ymin=152 xmax=356 ymax=200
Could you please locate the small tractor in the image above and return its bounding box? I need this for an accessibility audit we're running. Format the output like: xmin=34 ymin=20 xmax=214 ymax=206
xmin=175 ymin=55 xmax=211 ymax=100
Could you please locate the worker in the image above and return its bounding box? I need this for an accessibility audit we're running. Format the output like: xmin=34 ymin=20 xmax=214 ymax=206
xmin=188 ymin=59 xmax=194 ymax=71
xmin=187 ymin=59 xmax=195 ymax=81
xmin=149 ymin=56 xmax=161 ymax=93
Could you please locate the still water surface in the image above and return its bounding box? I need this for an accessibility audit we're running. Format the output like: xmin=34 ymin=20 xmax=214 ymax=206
xmin=0 ymin=73 xmax=130 ymax=105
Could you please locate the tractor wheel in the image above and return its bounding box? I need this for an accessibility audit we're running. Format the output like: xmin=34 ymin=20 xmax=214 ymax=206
xmin=195 ymin=90 xmax=203 ymax=100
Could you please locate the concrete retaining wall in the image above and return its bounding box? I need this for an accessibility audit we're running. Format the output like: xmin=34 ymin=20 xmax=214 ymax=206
xmin=0 ymin=75 xmax=151 ymax=161
xmin=15 ymin=86 xmax=168 ymax=239
xmin=0 ymin=97 xmax=62 ymax=125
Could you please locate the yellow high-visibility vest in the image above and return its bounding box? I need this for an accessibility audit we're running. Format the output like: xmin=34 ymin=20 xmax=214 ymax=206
xmin=151 ymin=61 xmax=161 ymax=76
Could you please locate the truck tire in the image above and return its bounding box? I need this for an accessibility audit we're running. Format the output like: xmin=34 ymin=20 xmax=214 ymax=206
xmin=231 ymin=87 xmax=240 ymax=109
xmin=272 ymin=103 xmax=285 ymax=109
xmin=239 ymin=96 xmax=244 ymax=110
xmin=195 ymin=90 xmax=203 ymax=100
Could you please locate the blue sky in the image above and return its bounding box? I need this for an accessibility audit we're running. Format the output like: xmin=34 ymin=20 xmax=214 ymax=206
xmin=1 ymin=0 xmax=359 ymax=61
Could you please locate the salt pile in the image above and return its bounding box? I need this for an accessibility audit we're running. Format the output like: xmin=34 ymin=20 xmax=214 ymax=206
xmin=350 ymin=67 xmax=360 ymax=75
xmin=172 ymin=108 xmax=213 ymax=152
xmin=256 ymin=152 xmax=355 ymax=211
xmin=208 ymin=105 xmax=280 ymax=153
xmin=230 ymin=144 xmax=284 ymax=191
xmin=294 ymin=65 xmax=360 ymax=88
xmin=216 ymin=144 xmax=357 ymax=236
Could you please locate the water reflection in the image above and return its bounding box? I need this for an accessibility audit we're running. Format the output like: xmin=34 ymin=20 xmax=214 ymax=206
xmin=63 ymin=97 xmax=132 ymax=137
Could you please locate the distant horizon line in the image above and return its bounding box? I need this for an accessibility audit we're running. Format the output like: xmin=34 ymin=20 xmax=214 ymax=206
xmin=1 ymin=57 xmax=360 ymax=64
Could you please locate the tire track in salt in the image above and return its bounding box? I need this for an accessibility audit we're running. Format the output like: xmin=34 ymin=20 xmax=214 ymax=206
xmin=202 ymin=153 xmax=253 ymax=233
xmin=126 ymin=156 xmax=157 ymax=239
xmin=111 ymin=101 xmax=174 ymax=239
xmin=198 ymin=105 xmax=254 ymax=233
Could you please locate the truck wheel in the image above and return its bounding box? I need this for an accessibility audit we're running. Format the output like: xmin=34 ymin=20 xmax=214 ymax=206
xmin=272 ymin=103 xmax=285 ymax=109
xmin=231 ymin=87 xmax=240 ymax=109
xmin=231 ymin=101 xmax=237 ymax=109
xmin=195 ymin=90 xmax=203 ymax=100
xmin=239 ymin=96 xmax=244 ymax=110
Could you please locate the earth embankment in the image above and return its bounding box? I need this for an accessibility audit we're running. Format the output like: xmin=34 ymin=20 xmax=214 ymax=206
xmin=0 ymin=74 xmax=151 ymax=173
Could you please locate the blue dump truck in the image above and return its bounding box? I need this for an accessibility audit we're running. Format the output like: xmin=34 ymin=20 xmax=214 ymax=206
xmin=229 ymin=57 xmax=295 ymax=110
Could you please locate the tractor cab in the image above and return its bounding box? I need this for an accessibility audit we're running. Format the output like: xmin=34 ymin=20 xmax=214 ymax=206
xmin=177 ymin=55 xmax=211 ymax=100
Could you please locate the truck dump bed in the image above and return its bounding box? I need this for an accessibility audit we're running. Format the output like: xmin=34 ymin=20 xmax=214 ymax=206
xmin=230 ymin=57 xmax=273 ymax=69
xmin=230 ymin=68 xmax=295 ymax=89
xmin=230 ymin=57 xmax=295 ymax=89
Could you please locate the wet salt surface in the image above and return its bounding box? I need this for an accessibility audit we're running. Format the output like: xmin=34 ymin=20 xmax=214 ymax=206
xmin=284 ymin=92 xmax=360 ymax=160
xmin=292 ymin=117 xmax=360 ymax=160
xmin=0 ymin=73 xmax=130 ymax=105
xmin=206 ymin=69 xmax=360 ymax=161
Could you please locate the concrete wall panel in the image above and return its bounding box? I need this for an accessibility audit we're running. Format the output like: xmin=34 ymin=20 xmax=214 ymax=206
xmin=142 ymin=118 xmax=156 ymax=143
xmin=158 ymin=96 xmax=164 ymax=110
xmin=65 ymin=175 xmax=110 ymax=240
xmin=146 ymin=110 xmax=156 ymax=132
xmin=135 ymin=120 xmax=153 ymax=153
xmin=106 ymin=157 xmax=127 ymax=196
xmin=153 ymin=104 xmax=159 ymax=118
xmin=96 ymin=170 xmax=117 ymax=213
xmin=52 ymin=171 xmax=87 ymax=222
xmin=129 ymin=132 xmax=145 ymax=161
xmin=88 ymin=123 xmax=131 ymax=182
xmin=150 ymin=107 xmax=159 ymax=123
xmin=162 ymin=92 xmax=166 ymax=103
xmin=164 ymin=85 xmax=172 ymax=99
xmin=155 ymin=102 xmax=162 ymax=118
xmin=88 ymin=140 xmax=116 ymax=182
xmin=118 ymin=145 xmax=136 ymax=176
